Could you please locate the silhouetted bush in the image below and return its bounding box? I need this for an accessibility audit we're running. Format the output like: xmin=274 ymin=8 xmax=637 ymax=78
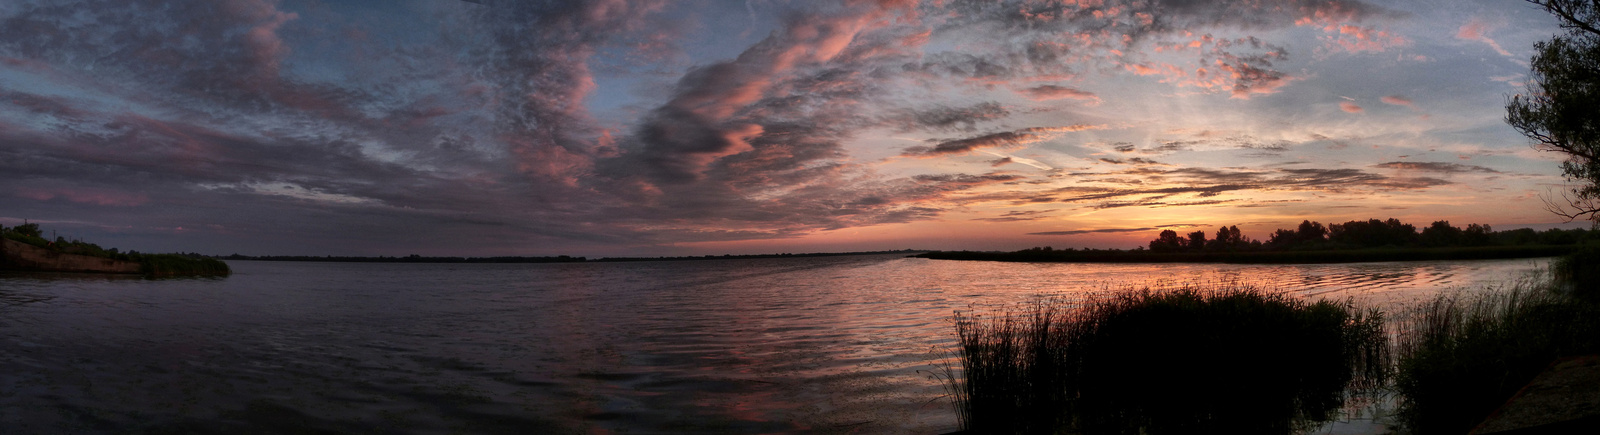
xmin=1555 ymin=243 xmax=1600 ymax=301
xmin=1 ymin=223 xmax=50 ymax=248
xmin=946 ymin=285 xmax=1388 ymax=434
xmin=134 ymin=253 xmax=232 ymax=277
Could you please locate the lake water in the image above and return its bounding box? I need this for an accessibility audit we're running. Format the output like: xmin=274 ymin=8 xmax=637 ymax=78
xmin=0 ymin=255 xmax=1553 ymax=434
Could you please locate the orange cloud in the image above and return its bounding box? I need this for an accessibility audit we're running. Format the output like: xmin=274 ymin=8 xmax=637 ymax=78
xmin=1340 ymin=101 xmax=1363 ymax=113
xmin=1293 ymin=4 xmax=1406 ymax=53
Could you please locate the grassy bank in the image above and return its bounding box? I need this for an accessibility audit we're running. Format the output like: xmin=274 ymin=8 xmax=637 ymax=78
xmin=2 ymin=223 xmax=230 ymax=277
xmin=917 ymin=245 xmax=1575 ymax=264
xmin=943 ymin=285 xmax=1388 ymax=434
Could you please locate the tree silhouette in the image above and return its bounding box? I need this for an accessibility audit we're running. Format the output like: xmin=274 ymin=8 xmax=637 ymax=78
xmin=1150 ymin=229 xmax=1184 ymax=252
xmin=1509 ymin=0 xmax=1600 ymax=220
xmin=1296 ymin=220 xmax=1328 ymax=244
xmin=1186 ymin=230 xmax=1207 ymax=251
xmin=6 ymin=222 xmax=42 ymax=238
xmin=1140 ymin=219 xmax=1559 ymax=253
xmin=1420 ymin=221 xmax=1464 ymax=247
xmin=1330 ymin=218 xmax=1419 ymax=247
xmin=1209 ymin=225 xmax=1246 ymax=251
xmin=1464 ymin=223 xmax=1494 ymax=246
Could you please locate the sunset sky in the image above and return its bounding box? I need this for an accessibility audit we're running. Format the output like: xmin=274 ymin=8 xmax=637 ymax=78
xmin=0 ymin=0 xmax=1589 ymax=257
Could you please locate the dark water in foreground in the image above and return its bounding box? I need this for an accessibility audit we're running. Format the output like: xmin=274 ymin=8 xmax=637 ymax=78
xmin=0 ymin=255 xmax=1551 ymax=433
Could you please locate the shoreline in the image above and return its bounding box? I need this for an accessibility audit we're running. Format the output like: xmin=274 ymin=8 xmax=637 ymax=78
xmin=915 ymin=245 xmax=1575 ymax=264
xmin=0 ymin=238 xmax=142 ymax=274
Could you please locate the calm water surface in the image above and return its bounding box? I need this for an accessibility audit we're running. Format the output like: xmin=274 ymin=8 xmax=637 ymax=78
xmin=0 ymin=255 xmax=1551 ymax=433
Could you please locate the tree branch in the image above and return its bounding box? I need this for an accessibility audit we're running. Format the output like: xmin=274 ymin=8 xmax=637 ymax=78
xmin=1532 ymin=0 xmax=1600 ymax=38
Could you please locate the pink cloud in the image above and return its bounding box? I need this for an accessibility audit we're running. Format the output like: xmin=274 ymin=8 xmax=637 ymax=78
xmin=1339 ymin=101 xmax=1363 ymax=113
xmin=1381 ymin=95 xmax=1418 ymax=109
xmin=1016 ymin=85 xmax=1100 ymax=103
xmin=1456 ymin=18 xmax=1513 ymax=57
xmin=224 ymin=0 xmax=299 ymax=80
xmin=1124 ymin=62 xmax=1183 ymax=79
xmin=1293 ymin=3 xmax=1407 ymax=52
xmin=1216 ymin=60 xmax=1294 ymax=99
xmin=1329 ymin=24 xmax=1406 ymax=52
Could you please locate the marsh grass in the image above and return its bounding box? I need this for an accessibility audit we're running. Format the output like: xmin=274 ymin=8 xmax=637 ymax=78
xmin=944 ymin=284 xmax=1388 ymax=434
xmin=137 ymin=254 xmax=232 ymax=277
xmin=1390 ymin=274 xmax=1600 ymax=434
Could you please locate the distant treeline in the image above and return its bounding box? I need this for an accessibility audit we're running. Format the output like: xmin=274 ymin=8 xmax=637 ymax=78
xmin=224 ymin=250 xmax=923 ymax=264
xmin=1 ymin=222 xmax=230 ymax=277
xmin=1146 ymin=219 xmax=1597 ymax=253
xmin=917 ymin=219 xmax=1598 ymax=264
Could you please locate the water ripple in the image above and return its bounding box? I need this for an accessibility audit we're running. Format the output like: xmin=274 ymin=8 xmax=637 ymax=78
xmin=0 ymin=256 xmax=1553 ymax=433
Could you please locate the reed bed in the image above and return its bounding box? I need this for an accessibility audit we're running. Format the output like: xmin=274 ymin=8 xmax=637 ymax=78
xmin=944 ymin=284 xmax=1389 ymax=434
xmin=1389 ymin=273 xmax=1600 ymax=434
xmin=136 ymin=254 xmax=233 ymax=277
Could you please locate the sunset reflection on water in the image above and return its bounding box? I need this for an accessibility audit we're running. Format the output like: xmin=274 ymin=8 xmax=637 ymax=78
xmin=0 ymin=255 xmax=1552 ymax=433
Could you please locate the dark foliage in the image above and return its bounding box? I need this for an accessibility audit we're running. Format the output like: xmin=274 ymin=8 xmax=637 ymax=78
xmin=1391 ymin=281 xmax=1600 ymax=434
xmin=1328 ymin=218 xmax=1418 ymax=248
xmin=2 ymin=223 xmax=229 ymax=277
xmin=1509 ymin=0 xmax=1600 ymax=220
xmin=1141 ymin=218 xmax=1591 ymax=256
xmin=136 ymin=254 xmax=232 ymax=277
xmin=946 ymin=286 xmax=1388 ymax=434
xmin=1149 ymin=229 xmax=1184 ymax=252
xmin=1419 ymin=221 xmax=1465 ymax=247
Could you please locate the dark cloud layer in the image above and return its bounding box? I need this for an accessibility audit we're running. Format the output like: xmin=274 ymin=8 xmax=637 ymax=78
xmin=903 ymin=125 xmax=1096 ymax=157
xmin=885 ymin=102 xmax=1010 ymax=132
xmin=930 ymin=0 xmax=1403 ymax=96
xmin=1027 ymin=222 xmax=1205 ymax=236
xmin=1373 ymin=161 xmax=1501 ymax=174
xmin=973 ymin=209 xmax=1053 ymax=222
xmin=0 ymin=0 xmax=1442 ymax=255
xmin=998 ymin=166 xmax=1453 ymax=210
xmin=1028 ymin=227 xmax=1159 ymax=236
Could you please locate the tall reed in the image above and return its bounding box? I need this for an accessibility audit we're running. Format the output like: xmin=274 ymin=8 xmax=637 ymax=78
xmin=945 ymin=284 xmax=1389 ymax=434
xmin=1390 ymin=275 xmax=1600 ymax=434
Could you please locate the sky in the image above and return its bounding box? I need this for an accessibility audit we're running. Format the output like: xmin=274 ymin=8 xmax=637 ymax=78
xmin=0 ymin=0 xmax=1590 ymax=257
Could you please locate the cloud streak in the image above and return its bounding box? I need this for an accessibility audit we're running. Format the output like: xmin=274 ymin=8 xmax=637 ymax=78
xmin=903 ymin=125 xmax=1101 ymax=157
xmin=1016 ymin=85 xmax=1100 ymax=103
xmin=1456 ymin=17 xmax=1513 ymax=57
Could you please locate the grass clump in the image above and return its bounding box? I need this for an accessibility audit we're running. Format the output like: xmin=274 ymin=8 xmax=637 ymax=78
xmin=1390 ymin=275 xmax=1600 ymax=434
xmin=135 ymin=253 xmax=232 ymax=277
xmin=946 ymin=284 xmax=1388 ymax=434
